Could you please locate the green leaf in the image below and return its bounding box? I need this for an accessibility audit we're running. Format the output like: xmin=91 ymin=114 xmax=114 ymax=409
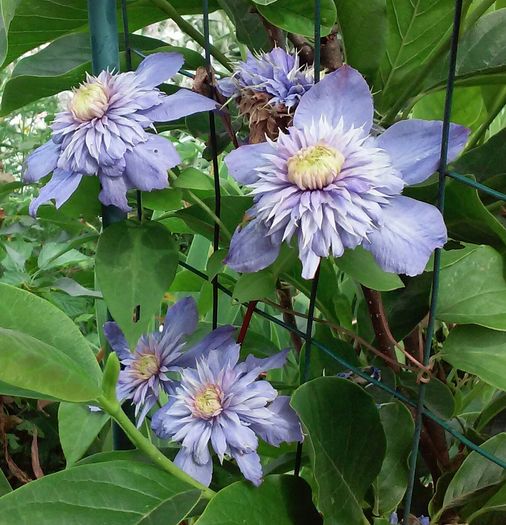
xmin=412 ymin=87 xmax=488 ymax=131
xmin=233 ymin=269 xmax=275 ymax=302
xmin=0 ymin=468 xmax=11 ymax=497
xmin=440 ymin=325 xmax=506 ymax=391
xmin=174 ymin=167 xmax=215 ymax=191
xmin=0 ymin=0 xmax=18 ymax=65
xmin=468 ymin=483 xmax=506 ymax=524
xmin=334 ymin=0 xmax=387 ymax=78
xmin=337 ymin=247 xmax=404 ymax=291
xmin=433 ymin=434 xmax=506 ymax=520
xmin=0 ymin=284 xmax=101 ymax=401
xmin=195 ymin=475 xmax=321 ymax=525
xmin=95 ymin=221 xmax=178 ymax=346
xmin=218 ymin=0 xmax=270 ymax=51
xmin=58 ymin=403 xmax=110 ymax=466
xmin=454 ymin=128 xmax=506 ymax=180
xmin=437 ymin=245 xmax=506 ymax=330
xmin=444 ymin=179 xmax=506 ymax=249
xmin=426 ymin=8 xmax=506 ymax=90
xmin=257 ymin=0 xmax=337 ymax=38
xmin=374 ymin=402 xmax=414 ymax=515
xmin=142 ymin=188 xmax=182 ymax=211
xmin=1 ymin=0 xmax=217 ymax=68
xmin=375 ymin=0 xmax=455 ymax=112
xmin=0 ymin=460 xmax=200 ymax=524
xmin=291 ymin=377 xmax=386 ymax=524
xmin=1 ymin=32 xmax=204 ymax=115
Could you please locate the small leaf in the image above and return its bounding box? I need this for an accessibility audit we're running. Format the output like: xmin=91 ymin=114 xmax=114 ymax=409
xmin=58 ymin=403 xmax=110 ymax=467
xmin=291 ymin=377 xmax=386 ymax=524
xmin=257 ymin=0 xmax=337 ymax=38
xmin=195 ymin=475 xmax=322 ymax=525
xmin=174 ymin=167 xmax=215 ymax=191
xmin=233 ymin=269 xmax=275 ymax=302
xmin=337 ymin=246 xmax=404 ymax=291
xmin=95 ymin=221 xmax=178 ymax=346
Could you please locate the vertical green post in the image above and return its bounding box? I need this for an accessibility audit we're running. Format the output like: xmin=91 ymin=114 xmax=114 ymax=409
xmin=87 ymin=0 xmax=125 ymax=226
xmin=88 ymin=0 xmax=132 ymax=449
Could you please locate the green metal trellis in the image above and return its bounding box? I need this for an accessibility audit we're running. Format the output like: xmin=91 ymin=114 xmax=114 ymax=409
xmin=87 ymin=0 xmax=506 ymax=521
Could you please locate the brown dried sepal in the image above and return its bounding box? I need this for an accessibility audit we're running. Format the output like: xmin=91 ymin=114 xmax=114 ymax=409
xmin=238 ymin=89 xmax=292 ymax=144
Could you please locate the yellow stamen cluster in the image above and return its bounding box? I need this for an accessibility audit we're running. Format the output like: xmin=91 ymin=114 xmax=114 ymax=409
xmin=69 ymin=81 xmax=109 ymax=121
xmin=193 ymin=385 xmax=223 ymax=419
xmin=287 ymin=144 xmax=345 ymax=190
xmin=133 ymin=354 xmax=159 ymax=380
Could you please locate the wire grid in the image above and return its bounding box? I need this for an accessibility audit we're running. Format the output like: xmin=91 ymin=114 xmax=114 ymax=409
xmin=103 ymin=0 xmax=506 ymax=520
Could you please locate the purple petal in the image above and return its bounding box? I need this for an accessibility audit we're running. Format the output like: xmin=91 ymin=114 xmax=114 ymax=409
xmin=177 ymin=325 xmax=236 ymax=368
xmin=224 ymin=142 xmax=274 ymax=185
xmin=140 ymin=89 xmax=217 ymax=122
xmin=29 ymin=169 xmax=82 ymax=217
xmin=124 ymin=135 xmax=178 ymax=191
xmin=243 ymin=349 xmax=289 ymax=374
xmin=294 ymin=65 xmax=373 ymax=135
xmin=230 ymin=449 xmax=263 ymax=486
xmin=162 ymin=296 xmax=198 ymax=340
xmin=103 ymin=322 xmax=131 ymax=361
xmin=363 ymin=196 xmax=447 ymax=276
xmin=224 ymin=218 xmax=281 ymax=273
xmin=377 ymin=119 xmax=470 ymax=185
xmin=23 ymin=140 xmax=60 ymax=182
xmin=135 ymin=394 xmax=157 ymax=428
xmin=250 ymin=396 xmax=303 ymax=446
xmin=135 ymin=52 xmax=184 ymax=89
xmin=174 ymin=447 xmax=213 ymax=487
xmin=98 ymin=174 xmax=131 ymax=211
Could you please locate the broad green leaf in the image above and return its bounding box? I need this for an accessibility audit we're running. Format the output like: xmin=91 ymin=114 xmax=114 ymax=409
xmin=291 ymin=377 xmax=386 ymax=524
xmin=433 ymin=434 xmax=506 ymax=520
xmin=440 ymin=326 xmax=506 ymax=391
xmin=454 ymin=128 xmax=506 ymax=180
xmin=375 ymin=0 xmax=455 ymax=112
xmin=257 ymin=0 xmax=337 ymax=38
xmin=437 ymin=245 xmax=506 ymax=330
xmin=1 ymin=0 xmax=217 ymax=68
xmin=233 ymin=269 xmax=275 ymax=302
xmin=337 ymin=246 xmax=404 ymax=291
xmin=426 ymin=8 xmax=506 ymax=90
xmin=174 ymin=167 xmax=215 ymax=191
xmin=444 ymin=180 xmax=506 ymax=249
xmin=0 ymin=0 xmax=18 ymax=65
xmin=58 ymin=403 xmax=110 ymax=467
xmin=374 ymin=402 xmax=414 ymax=515
xmin=0 ymin=460 xmax=200 ymax=524
xmin=95 ymin=221 xmax=178 ymax=346
xmin=468 ymin=483 xmax=506 ymax=524
xmin=0 ymin=468 xmax=11 ymax=497
xmin=0 ymin=284 xmax=101 ymax=401
xmin=413 ymin=87 xmax=488 ymax=131
xmin=475 ymin=393 xmax=506 ymax=433
xmin=143 ymin=188 xmax=182 ymax=211
xmin=1 ymin=32 xmax=204 ymax=115
xmin=218 ymin=0 xmax=270 ymax=51
xmin=334 ymin=0 xmax=387 ymax=78
xmin=195 ymin=475 xmax=321 ymax=525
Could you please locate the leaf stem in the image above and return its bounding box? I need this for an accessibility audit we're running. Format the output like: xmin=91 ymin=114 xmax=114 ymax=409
xmin=149 ymin=0 xmax=233 ymax=71
xmin=97 ymin=395 xmax=216 ymax=499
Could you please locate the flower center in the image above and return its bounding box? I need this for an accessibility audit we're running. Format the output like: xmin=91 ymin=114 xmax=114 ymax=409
xmin=133 ymin=354 xmax=159 ymax=380
xmin=69 ymin=81 xmax=109 ymax=121
xmin=287 ymin=144 xmax=345 ymax=190
xmin=193 ymin=385 xmax=223 ymax=419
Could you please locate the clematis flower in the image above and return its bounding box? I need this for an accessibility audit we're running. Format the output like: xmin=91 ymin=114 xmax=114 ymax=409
xmin=23 ymin=52 xmax=216 ymax=215
xmin=218 ymin=48 xmax=313 ymax=142
xmin=103 ymin=296 xmax=234 ymax=426
xmin=223 ymin=65 xmax=470 ymax=279
xmin=152 ymin=339 xmax=302 ymax=486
